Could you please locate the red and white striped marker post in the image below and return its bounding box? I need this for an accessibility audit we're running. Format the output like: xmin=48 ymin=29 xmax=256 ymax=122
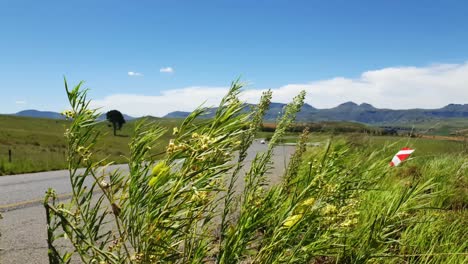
xmin=390 ymin=147 xmax=415 ymax=167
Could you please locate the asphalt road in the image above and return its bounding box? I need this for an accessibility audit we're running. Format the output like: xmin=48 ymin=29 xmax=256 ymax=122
xmin=0 ymin=142 xmax=295 ymax=263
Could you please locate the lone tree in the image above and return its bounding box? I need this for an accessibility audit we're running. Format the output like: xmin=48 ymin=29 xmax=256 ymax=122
xmin=106 ymin=110 xmax=126 ymax=136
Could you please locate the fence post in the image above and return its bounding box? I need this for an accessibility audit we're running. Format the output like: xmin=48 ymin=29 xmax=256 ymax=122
xmin=8 ymin=149 xmax=12 ymax=162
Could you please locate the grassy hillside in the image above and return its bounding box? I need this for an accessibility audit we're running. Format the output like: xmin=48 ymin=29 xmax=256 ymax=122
xmin=262 ymin=121 xmax=382 ymax=134
xmin=384 ymin=118 xmax=468 ymax=136
xmin=0 ymin=115 xmax=182 ymax=175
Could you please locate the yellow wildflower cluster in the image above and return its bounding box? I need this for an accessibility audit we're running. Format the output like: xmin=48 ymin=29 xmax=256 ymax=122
xmin=166 ymin=139 xmax=187 ymax=154
xmin=130 ymin=253 xmax=143 ymax=262
xmin=324 ymin=184 xmax=338 ymax=193
xmin=322 ymin=199 xmax=359 ymax=229
xmin=107 ymin=237 xmax=122 ymax=252
xmin=190 ymin=188 xmax=209 ymax=206
xmin=61 ymin=110 xmax=75 ymax=119
xmin=76 ymin=146 xmax=92 ymax=162
xmin=339 ymin=218 xmax=358 ymax=228
xmin=321 ymin=204 xmax=337 ymax=215
xmin=192 ymin=133 xmax=214 ymax=149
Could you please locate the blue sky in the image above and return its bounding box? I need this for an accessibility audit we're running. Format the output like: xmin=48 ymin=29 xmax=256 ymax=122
xmin=0 ymin=0 xmax=467 ymax=116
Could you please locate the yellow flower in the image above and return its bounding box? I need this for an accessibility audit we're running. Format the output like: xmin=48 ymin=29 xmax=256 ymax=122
xmin=283 ymin=214 xmax=303 ymax=227
xmin=168 ymin=139 xmax=175 ymax=147
xmin=301 ymin=197 xmax=315 ymax=206
xmin=321 ymin=204 xmax=337 ymax=215
xmin=173 ymin=127 xmax=179 ymax=135
xmin=340 ymin=218 xmax=358 ymax=227
xmin=167 ymin=139 xmax=176 ymax=153
xmin=191 ymin=190 xmax=208 ymax=205
xmin=177 ymin=144 xmax=187 ymax=151
xmin=61 ymin=110 xmax=75 ymax=119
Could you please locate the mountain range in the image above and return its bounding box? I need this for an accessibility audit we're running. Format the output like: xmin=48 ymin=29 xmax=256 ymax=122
xmin=164 ymin=102 xmax=468 ymax=124
xmin=10 ymin=103 xmax=468 ymax=124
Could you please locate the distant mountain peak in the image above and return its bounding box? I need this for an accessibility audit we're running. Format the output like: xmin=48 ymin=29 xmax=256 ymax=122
xmin=441 ymin=103 xmax=468 ymax=111
xmin=339 ymin=101 xmax=358 ymax=106
xmin=359 ymin=103 xmax=376 ymax=109
xmin=333 ymin=101 xmax=360 ymax=110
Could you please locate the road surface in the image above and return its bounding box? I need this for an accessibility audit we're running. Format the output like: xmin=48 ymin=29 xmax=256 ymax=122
xmin=0 ymin=143 xmax=295 ymax=264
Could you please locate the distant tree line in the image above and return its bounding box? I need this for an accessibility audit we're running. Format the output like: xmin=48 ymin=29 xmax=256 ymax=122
xmin=261 ymin=122 xmax=383 ymax=135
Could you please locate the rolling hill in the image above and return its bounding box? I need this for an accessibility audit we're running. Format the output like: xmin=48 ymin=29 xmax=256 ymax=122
xmin=15 ymin=110 xmax=65 ymax=119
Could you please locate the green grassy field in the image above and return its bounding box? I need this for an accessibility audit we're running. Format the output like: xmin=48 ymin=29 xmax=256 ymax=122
xmin=384 ymin=118 xmax=468 ymax=136
xmin=0 ymin=115 xmax=182 ymax=175
xmin=1 ymin=114 xmax=466 ymax=175
xmin=258 ymin=131 xmax=466 ymax=154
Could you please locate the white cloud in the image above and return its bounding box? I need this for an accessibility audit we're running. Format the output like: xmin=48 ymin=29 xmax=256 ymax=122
xmin=15 ymin=100 xmax=27 ymax=105
xmin=128 ymin=71 xmax=143 ymax=77
xmin=160 ymin=67 xmax=174 ymax=73
xmin=94 ymin=62 xmax=468 ymax=117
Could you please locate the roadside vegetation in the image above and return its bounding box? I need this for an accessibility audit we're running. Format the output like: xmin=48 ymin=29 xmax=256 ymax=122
xmin=41 ymin=80 xmax=467 ymax=263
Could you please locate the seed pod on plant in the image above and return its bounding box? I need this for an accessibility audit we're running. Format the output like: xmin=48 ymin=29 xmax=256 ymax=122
xmin=111 ymin=203 xmax=121 ymax=216
xmin=99 ymin=180 xmax=110 ymax=189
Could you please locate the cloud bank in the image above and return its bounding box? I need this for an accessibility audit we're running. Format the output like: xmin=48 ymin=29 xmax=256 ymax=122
xmin=94 ymin=62 xmax=468 ymax=117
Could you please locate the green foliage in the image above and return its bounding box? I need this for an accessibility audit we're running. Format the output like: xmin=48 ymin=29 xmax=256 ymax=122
xmin=43 ymin=79 xmax=467 ymax=263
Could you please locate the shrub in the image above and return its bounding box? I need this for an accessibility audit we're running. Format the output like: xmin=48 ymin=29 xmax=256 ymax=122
xmin=44 ymin=79 xmax=308 ymax=263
